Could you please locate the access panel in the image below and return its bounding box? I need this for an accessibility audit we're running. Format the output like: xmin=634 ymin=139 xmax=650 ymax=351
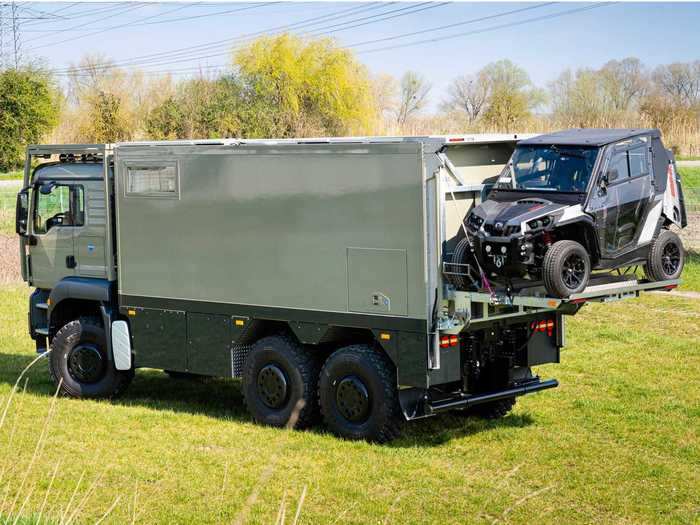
xmin=129 ymin=308 xmax=187 ymax=371
xmin=187 ymin=313 xmax=232 ymax=376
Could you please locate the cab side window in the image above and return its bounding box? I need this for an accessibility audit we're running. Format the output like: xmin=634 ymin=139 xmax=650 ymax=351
xmin=607 ymin=150 xmax=629 ymax=183
xmin=628 ymin=144 xmax=648 ymax=178
xmin=34 ymin=185 xmax=85 ymax=234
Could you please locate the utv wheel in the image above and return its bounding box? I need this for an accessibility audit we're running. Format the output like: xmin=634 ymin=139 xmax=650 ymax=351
xmin=449 ymin=237 xmax=472 ymax=290
xmin=543 ymin=240 xmax=590 ymax=298
xmin=242 ymin=335 xmax=319 ymax=429
xmin=644 ymin=229 xmax=684 ymax=281
xmin=48 ymin=317 xmax=133 ymax=398
xmin=318 ymin=345 xmax=402 ymax=442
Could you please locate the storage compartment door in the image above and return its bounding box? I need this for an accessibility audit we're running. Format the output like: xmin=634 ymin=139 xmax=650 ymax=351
xmin=347 ymin=248 xmax=408 ymax=316
xmin=129 ymin=308 xmax=187 ymax=371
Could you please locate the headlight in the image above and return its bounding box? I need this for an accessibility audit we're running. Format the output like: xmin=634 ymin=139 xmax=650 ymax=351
xmin=527 ymin=216 xmax=552 ymax=230
xmin=467 ymin=213 xmax=484 ymax=230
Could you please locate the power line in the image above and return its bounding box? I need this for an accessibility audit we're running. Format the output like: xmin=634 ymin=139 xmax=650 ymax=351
xmin=357 ymin=2 xmax=616 ymax=54
xmin=25 ymin=3 xmax=197 ymax=49
xmin=63 ymin=1 xmax=613 ymax=80
xmin=50 ymin=2 xmax=390 ymax=74
xmin=52 ymin=2 xmax=450 ymax=75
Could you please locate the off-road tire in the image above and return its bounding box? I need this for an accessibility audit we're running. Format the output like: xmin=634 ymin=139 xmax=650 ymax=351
xmin=48 ymin=316 xmax=133 ymax=398
xmin=471 ymin=398 xmax=516 ymax=419
xmin=242 ymin=335 xmax=319 ymax=430
xmin=318 ymin=345 xmax=402 ymax=442
xmin=543 ymin=240 xmax=591 ymax=298
xmin=644 ymin=229 xmax=684 ymax=281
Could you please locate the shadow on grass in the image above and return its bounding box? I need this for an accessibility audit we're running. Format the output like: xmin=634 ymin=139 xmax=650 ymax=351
xmin=0 ymin=352 xmax=534 ymax=447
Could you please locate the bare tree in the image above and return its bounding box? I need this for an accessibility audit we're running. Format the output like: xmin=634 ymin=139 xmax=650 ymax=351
xmin=441 ymin=72 xmax=490 ymax=124
xmin=395 ymin=71 xmax=431 ymax=127
xmin=599 ymin=58 xmax=647 ymax=112
xmin=652 ymin=61 xmax=700 ymax=107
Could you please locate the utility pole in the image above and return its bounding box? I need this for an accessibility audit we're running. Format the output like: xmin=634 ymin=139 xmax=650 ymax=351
xmin=0 ymin=1 xmax=22 ymax=70
xmin=11 ymin=0 xmax=19 ymax=68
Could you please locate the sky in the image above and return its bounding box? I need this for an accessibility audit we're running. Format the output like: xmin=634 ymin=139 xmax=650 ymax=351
xmin=12 ymin=1 xmax=700 ymax=109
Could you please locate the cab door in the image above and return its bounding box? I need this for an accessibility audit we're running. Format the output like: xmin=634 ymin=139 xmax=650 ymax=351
xmin=586 ymin=138 xmax=654 ymax=258
xmin=29 ymin=182 xmax=84 ymax=289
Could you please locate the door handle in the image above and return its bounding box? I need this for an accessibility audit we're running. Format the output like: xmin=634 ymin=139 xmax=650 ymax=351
xmin=66 ymin=255 xmax=76 ymax=269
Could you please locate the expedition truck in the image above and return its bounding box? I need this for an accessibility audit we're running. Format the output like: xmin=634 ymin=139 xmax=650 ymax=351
xmin=14 ymin=134 xmax=681 ymax=442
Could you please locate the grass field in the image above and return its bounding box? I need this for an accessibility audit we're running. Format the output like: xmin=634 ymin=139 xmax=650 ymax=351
xmin=0 ymin=171 xmax=22 ymax=181
xmin=0 ymin=283 xmax=698 ymax=524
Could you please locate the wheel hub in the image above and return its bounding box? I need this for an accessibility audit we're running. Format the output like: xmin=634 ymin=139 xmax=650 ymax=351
xmin=67 ymin=344 xmax=105 ymax=384
xmin=335 ymin=376 xmax=370 ymax=423
xmin=562 ymin=253 xmax=586 ymax=289
xmin=257 ymin=364 xmax=289 ymax=409
xmin=661 ymin=242 xmax=681 ymax=276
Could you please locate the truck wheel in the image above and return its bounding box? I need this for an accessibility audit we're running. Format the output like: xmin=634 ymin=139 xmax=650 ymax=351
xmin=241 ymin=335 xmax=319 ymax=430
xmin=318 ymin=345 xmax=402 ymax=442
xmin=48 ymin=316 xmax=133 ymax=399
xmin=644 ymin=229 xmax=684 ymax=281
xmin=543 ymin=240 xmax=590 ymax=298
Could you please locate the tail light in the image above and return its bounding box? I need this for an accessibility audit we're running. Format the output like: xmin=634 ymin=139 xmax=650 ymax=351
xmin=440 ymin=335 xmax=460 ymax=348
xmin=530 ymin=319 xmax=555 ymax=337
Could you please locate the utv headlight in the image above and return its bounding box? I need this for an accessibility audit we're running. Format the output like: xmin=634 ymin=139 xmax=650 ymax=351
xmin=527 ymin=216 xmax=552 ymax=231
xmin=467 ymin=213 xmax=484 ymax=230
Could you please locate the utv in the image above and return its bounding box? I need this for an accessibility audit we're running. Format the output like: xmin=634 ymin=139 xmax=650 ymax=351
xmin=461 ymin=129 xmax=687 ymax=297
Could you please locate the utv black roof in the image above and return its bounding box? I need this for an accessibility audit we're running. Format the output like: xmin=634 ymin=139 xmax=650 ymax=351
xmin=518 ymin=128 xmax=661 ymax=147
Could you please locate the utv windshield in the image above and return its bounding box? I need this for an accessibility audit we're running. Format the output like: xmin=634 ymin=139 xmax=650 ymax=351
xmin=496 ymin=145 xmax=600 ymax=193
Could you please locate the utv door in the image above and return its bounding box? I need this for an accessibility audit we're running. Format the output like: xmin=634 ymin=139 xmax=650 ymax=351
xmin=29 ymin=183 xmax=84 ymax=289
xmin=587 ymin=138 xmax=654 ymax=257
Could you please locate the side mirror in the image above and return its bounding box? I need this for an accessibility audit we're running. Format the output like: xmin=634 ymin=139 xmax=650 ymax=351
xmin=39 ymin=181 xmax=55 ymax=195
xmin=15 ymin=189 xmax=29 ymax=236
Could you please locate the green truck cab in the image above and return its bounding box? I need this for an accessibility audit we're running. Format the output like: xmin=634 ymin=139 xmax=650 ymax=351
xmin=15 ymin=137 xmax=679 ymax=442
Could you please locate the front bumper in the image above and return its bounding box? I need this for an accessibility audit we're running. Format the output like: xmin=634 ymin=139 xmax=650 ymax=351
xmin=472 ymin=234 xmax=534 ymax=276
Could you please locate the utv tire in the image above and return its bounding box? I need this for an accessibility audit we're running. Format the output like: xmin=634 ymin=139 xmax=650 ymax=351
xmin=49 ymin=316 xmax=133 ymax=398
xmin=242 ymin=335 xmax=319 ymax=430
xmin=644 ymin=229 xmax=684 ymax=281
xmin=318 ymin=345 xmax=402 ymax=443
xmin=543 ymin=240 xmax=591 ymax=298
xmin=449 ymin=237 xmax=472 ymax=290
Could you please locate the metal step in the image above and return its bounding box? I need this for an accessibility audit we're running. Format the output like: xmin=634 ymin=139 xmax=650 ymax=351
xmin=36 ymin=302 xmax=48 ymax=310
xmin=35 ymin=327 xmax=49 ymax=336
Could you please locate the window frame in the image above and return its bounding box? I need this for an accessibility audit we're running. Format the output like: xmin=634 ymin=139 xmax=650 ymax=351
xmin=124 ymin=161 xmax=180 ymax=199
xmin=32 ymin=183 xmax=85 ymax=235
xmin=604 ymin=137 xmax=650 ymax=187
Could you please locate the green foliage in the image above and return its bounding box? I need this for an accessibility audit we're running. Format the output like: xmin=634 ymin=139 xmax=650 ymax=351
xmin=234 ymin=34 xmax=377 ymax=137
xmin=0 ymin=69 xmax=59 ymax=171
xmin=79 ymin=90 xmax=131 ymax=143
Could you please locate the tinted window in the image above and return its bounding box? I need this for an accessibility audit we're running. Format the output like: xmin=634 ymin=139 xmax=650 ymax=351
xmin=628 ymin=145 xmax=648 ymax=177
xmin=497 ymin=146 xmax=599 ymax=193
xmin=607 ymin=151 xmax=629 ymax=182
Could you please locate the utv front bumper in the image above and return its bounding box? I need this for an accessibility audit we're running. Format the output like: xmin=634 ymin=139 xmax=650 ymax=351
xmin=472 ymin=234 xmax=535 ymax=276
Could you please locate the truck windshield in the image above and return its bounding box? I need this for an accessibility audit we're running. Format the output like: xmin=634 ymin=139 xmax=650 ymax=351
xmin=495 ymin=145 xmax=599 ymax=193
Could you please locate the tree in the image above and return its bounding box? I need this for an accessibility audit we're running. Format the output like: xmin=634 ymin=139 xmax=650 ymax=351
xmin=652 ymin=61 xmax=700 ymax=107
xmin=482 ymin=87 xmax=530 ymax=130
xmin=0 ymin=68 xmax=59 ymax=171
xmin=395 ymin=71 xmax=431 ymax=127
xmin=233 ymin=33 xmax=377 ymax=137
xmin=549 ymin=68 xmax=607 ymax=127
xmin=145 ymin=96 xmax=184 ymax=140
xmin=599 ymin=58 xmax=647 ymax=112
xmin=442 ymin=72 xmax=490 ymax=124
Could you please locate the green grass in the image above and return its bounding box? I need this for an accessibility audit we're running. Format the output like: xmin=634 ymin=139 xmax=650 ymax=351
xmin=0 ymin=285 xmax=698 ymax=524
xmin=679 ymin=166 xmax=700 ymax=189
xmin=677 ymin=155 xmax=700 ymax=161
xmin=0 ymin=171 xmax=22 ymax=181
